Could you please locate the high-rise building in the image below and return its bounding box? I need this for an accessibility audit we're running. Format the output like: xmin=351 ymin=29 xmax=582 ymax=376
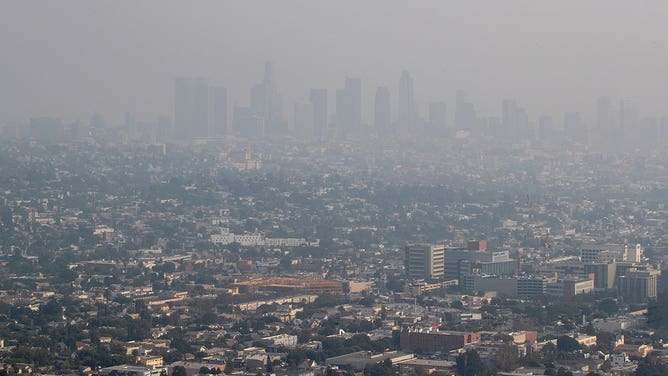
xmin=398 ymin=70 xmax=415 ymax=130
xmin=374 ymin=86 xmax=391 ymax=132
xmin=405 ymin=244 xmax=445 ymax=280
xmin=250 ymin=61 xmax=282 ymax=134
xmin=584 ymin=261 xmax=617 ymax=289
xmin=210 ymin=86 xmax=228 ymax=135
xmin=336 ymin=77 xmax=361 ymax=133
xmin=174 ymin=77 xmax=209 ymax=138
xmin=617 ymin=269 xmax=660 ymax=303
xmin=309 ymin=89 xmax=327 ymax=142
xmin=428 ymin=102 xmax=447 ymax=129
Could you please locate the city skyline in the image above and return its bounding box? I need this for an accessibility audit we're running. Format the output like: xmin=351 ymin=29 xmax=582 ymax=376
xmin=3 ymin=1 xmax=668 ymax=126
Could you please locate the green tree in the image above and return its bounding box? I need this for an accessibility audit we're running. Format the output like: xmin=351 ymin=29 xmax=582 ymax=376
xmin=456 ymin=349 xmax=490 ymax=376
xmin=173 ymin=366 xmax=187 ymax=376
xmin=494 ymin=344 xmax=519 ymax=372
xmin=540 ymin=342 xmax=557 ymax=362
xmin=364 ymin=359 xmax=393 ymax=376
xmin=634 ymin=358 xmax=668 ymax=375
xmin=556 ymin=336 xmax=580 ymax=353
xmin=597 ymin=299 xmax=618 ymax=316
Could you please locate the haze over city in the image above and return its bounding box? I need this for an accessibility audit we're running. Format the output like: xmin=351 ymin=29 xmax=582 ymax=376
xmin=2 ymin=1 xmax=668 ymax=126
xmin=4 ymin=2 xmax=668 ymax=376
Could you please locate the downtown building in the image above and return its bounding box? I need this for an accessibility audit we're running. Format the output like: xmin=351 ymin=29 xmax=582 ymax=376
xmin=617 ymin=268 xmax=660 ymax=304
xmin=405 ymin=244 xmax=445 ymax=281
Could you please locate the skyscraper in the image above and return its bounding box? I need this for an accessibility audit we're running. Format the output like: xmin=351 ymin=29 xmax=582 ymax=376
xmin=309 ymin=89 xmax=327 ymax=142
xmin=398 ymin=70 xmax=415 ymax=131
xmin=210 ymin=86 xmax=228 ymax=135
xmin=174 ymin=77 xmax=209 ymax=138
xmin=335 ymin=77 xmax=361 ymax=133
xmin=250 ymin=61 xmax=282 ymax=134
xmin=374 ymin=86 xmax=391 ymax=132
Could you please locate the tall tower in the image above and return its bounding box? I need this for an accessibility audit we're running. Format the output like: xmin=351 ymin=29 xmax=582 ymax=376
xmin=398 ymin=70 xmax=415 ymax=131
xmin=374 ymin=86 xmax=391 ymax=133
xmin=250 ymin=61 xmax=282 ymax=134
xmin=174 ymin=77 xmax=209 ymax=138
xmin=335 ymin=77 xmax=361 ymax=133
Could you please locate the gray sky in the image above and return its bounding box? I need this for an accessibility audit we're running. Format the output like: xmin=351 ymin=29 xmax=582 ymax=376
xmin=2 ymin=1 xmax=668 ymax=125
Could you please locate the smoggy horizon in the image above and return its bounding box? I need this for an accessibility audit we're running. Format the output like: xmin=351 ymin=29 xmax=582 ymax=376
xmin=2 ymin=1 xmax=668 ymax=127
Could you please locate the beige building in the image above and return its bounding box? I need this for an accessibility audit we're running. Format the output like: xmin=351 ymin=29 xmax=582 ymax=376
xmin=405 ymin=244 xmax=445 ymax=280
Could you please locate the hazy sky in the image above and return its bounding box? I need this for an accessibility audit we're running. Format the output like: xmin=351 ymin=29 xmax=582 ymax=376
xmin=2 ymin=1 xmax=668 ymax=125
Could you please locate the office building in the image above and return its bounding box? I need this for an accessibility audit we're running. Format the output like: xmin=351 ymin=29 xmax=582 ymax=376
xmin=405 ymin=244 xmax=445 ymax=280
xmin=174 ymin=77 xmax=209 ymax=138
xmin=250 ymin=61 xmax=282 ymax=133
xmin=584 ymin=261 xmax=617 ymax=289
xmin=444 ymin=248 xmax=510 ymax=282
xmin=547 ymin=278 xmax=595 ymax=299
xmin=374 ymin=86 xmax=391 ymax=132
xmin=516 ymin=277 xmax=548 ymax=297
xmin=618 ymin=269 xmax=660 ymax=303
xmin=336 ymin=77 xmax=361 ymax=133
